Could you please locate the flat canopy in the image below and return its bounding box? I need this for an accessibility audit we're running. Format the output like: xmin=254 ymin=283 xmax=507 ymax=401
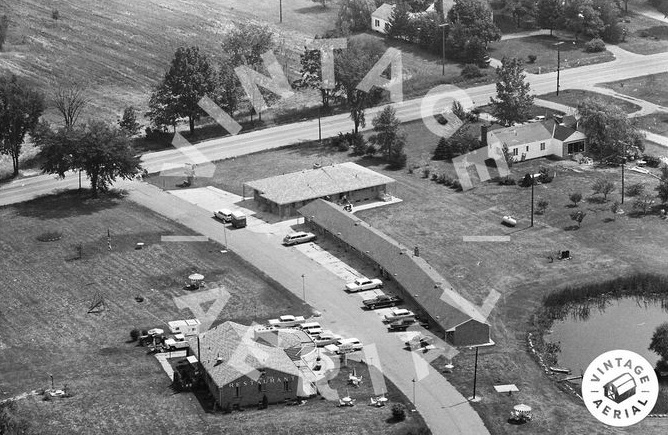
xmin=494 ymin=384 xmax=519 ymax=394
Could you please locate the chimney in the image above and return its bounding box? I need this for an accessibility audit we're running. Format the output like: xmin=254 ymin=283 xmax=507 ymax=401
xmin=481 ymin=125 xmax=488 ymax=147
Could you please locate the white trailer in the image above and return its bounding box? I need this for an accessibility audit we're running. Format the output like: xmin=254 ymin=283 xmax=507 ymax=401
xmin=168 ymin=319 xmax=201 ymax=336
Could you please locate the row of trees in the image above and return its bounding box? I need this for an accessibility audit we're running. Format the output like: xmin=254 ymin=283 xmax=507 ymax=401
xmin=385 ymin=0 xmax=501 ymax=65
xmin=504 ymin=0 xmax=627 ymax=43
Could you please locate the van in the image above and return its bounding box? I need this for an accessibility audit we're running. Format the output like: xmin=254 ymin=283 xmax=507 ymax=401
xmin=299 ymin=322 xmax=323 ymax=336
xmin=282 ymin=231 xmax=317 ymax=246
xmin=230 ymin=211 xmax=246 ymax=228
xmin=214 ymin=209 xmax=233 ymax=222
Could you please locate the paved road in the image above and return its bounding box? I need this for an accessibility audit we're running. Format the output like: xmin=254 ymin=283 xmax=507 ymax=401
xmin=124 ymin=180 xmax=490 ymax=435
xmin=3 ymin=44 xmax=668 ymax=206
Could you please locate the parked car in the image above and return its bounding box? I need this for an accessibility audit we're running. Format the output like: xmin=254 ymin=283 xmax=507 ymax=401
xmin=313 ymin=331 xmax=343 ymax=347
xmin=163 ymin=333 xmax=190 ymax=351
xmin=345 ymin=277 xmax=383 ymax=292
xmin=384 ymin=308 xmax=416 ymax=323
xmin=387 ymin=318 xmax=415 ymax=331
xmin=268 ymin=315 xmax=306 ymax=328
xmin=325 ymin=338 xmax=363 ymax=354
xmin=298 ymin=322 xmax=323 ymax=336
xmin=405 ymin=333 xmax=435 ymax=350
xmin=363 ymin=294 xmax=402 ymax=309
xmin=214 ymin=209 xmax=233 ymax=222
xmin=283 ymin=231 xmax=317 ymax=246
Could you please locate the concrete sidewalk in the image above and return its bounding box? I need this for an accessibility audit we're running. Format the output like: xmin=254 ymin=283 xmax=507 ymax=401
xmin=122 ymin=179 xmax=490 ymax=435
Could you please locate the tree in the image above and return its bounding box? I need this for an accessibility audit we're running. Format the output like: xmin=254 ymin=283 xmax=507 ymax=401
xmin=35 ymin=120 xmax=142 ymax=197
xmin=334 ymin=37 xmax=385 ymax=134
xmin=53 ymin=84 xmax=90 ymax=130
xmin=537 ymin=0 xmax=564 ymax=36
xmin=570 ymin=210 xmax=586 ymax=228
xmin=220 ymin=22 xmax=274 ymax=68
xmin=503 ymin=0 xmax=537 ymax=28
xmin=119 ymin=106 xmax=141 ymax=136
xmin=432 ymin=127 xmax=480 ymax=160
xmin=563 ymin=0 xmax=605 ymax=40
xmin=147 ymin=46 xmax=216 ymax=135
xmin=490 ymin=57 xmax=534 ymax=126
xmin=294 ymin=45 xmax=339 ymax=110
xmin=215 ymin=59 xmax=243 ymax=116
xmin=650 ymin=322 xmax=668 ymax=362
xmin=0 ymin=74 xmax=45 ymax=177
xmin=569 ymin=192 xmax=582 ymax=206
xmin=577 ymin=98 xmax=644 ymax=161
xmin=592 ymin=178 xmax=616 ymax=201
xmin=657 ymin=167 xmax=668 ymax=203
xmin=633 ymin=194 xmax=655 ymax=215
xmin=369 ymin=105 xmax=407 ymax=167
xmin=433 ymin=136 xmax=452 ymax=160
xmin=536 ymin=199 xmax=549 ymax=214
xmin=387 ymin=3 xmax=415 ymax=42
xmin=595 ymin=0 xmax=624 ymax=43
xmin=335 ymin=0 xmax=375 ymax=34
xmin=446 ymin=0 xmax=501 ymax=64
xmin=0 ymin=15 xmax=9 ymax=51
xmin=502 ymin=143 xmax=515 ymax=168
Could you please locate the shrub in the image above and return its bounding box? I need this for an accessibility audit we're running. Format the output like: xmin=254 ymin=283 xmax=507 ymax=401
xmin=422 ymin=167 xmax=431 ymax=179
xmin=37 ymin=230 xmax=62 ymax=242
xmin=452 ymin=100 xmax=466 ymax=121
xmin=391 ymin=404 xmax=406 ymax=421
xmin=538 ymin=167 xmax=553 ymax=183
xmin=442 ymin=176 xmax=454 ymax=186
xmin=536 ymin=199 xmax=549 ymax=214
xmin=431 ymin=173 xmax=438 ymax=182
xmin=527 ymin=54 xmax=537 ymax=64
xmin=520 ymin=173 xmax=534 ymax=187
xmin=451 ymin=179 xmax=462 ymax=190
xmin=349 ymin=132 xmax=367 ymax=155
xmin=584 ymin=38 xmax=605 ymax=53
xmin=498 ymin=176 xmax=516 ymax=185
xmin=569 ymin=192 xmax=582 ymax=206
xmin=461 ymin=64 xmax=483 ymax=79
xmin=365 ymin=144 xmax=376 ymax=156
xmin=643 ymin=154 xmax=661 ymax=168
xmin=437 ymin=174 xmax=448 ymax=184
xmin=389 ymin=152 xmax=408 ymax=169
xmin=130 ymin=329 xmax=140 ymax=342
xmin=52 ymin=9 xmax=60 ymax=20
xmin=626 ymin=183 xmax=645 ymax=197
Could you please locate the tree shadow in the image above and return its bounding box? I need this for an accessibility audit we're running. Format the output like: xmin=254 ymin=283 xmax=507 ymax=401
xmin=602 ymin=217 xmax=615 ymax=223
xmin=563 ymin=225 xmax=580 ymax=231
xmin=586 ymin=196 xmax=606 ymax=204
xmin=294 ymin=5 xmax=331 ymax=14
xmin=12 ymin=189 xmax=125 ymax=220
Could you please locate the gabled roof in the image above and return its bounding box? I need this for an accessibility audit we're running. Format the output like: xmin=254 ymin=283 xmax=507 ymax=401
xmin=244 ymin=162 xmax=395 ymax=206
xmin=198 ymin=322 xmax=300 ymax=388
xmin=488 ymin=119 xmax=584 ymax=146
xmin=298 ymin=200 xmax=488 ymax=333
xmin=372 ymin=3 xmax=395 ymax=21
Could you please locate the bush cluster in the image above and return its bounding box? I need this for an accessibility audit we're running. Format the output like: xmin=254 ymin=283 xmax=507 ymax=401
xmin=584 ymin=38 xmax=606 ymax=53
xmin=461 ymin=64 xmax=484 ymax=79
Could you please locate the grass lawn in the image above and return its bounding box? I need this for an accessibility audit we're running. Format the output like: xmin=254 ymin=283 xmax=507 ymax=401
xmin=489 ymin=35 xmax=615 ymax=74
xmin=600 ymin=72 xmax=668 ymax=107
xmin=617 ymin=10 xmax=668 ymax=55
xmin=0 ymin=191 xmax=427 ymax=434
xmin=635 ymin=112 xmax=668 ymax=137
xmin=537 ymin=89 xmax=643 ymax=114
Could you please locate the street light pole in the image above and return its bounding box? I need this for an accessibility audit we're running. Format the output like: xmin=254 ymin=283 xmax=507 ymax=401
xmin=439 ymin=23 xmax=449 ymax=76
xmin=555 ymin=41 xmax=564 ymax=96
xmin=279 ymin=0 xmax=282 ymax=23
xmin=301 ymin=274 xmax=306 ymax=302
xmin=531 ymin=175 xmax=535 ymax=227
xmin=621 ymin=142 xmax=626 ymax=204
xmin=412 ymin=378 xmax=416 ymax=409
xmin=223 ymin=223 xmax=228 ymax=249
xmin=472 ymin=346 xmax=479 ymax=400
xmin=318 ymin=106 xmax=322 ymax=145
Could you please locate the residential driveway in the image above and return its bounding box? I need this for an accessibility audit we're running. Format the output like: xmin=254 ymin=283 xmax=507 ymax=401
xmin=123 ymin=180 xmax=490 ymax=435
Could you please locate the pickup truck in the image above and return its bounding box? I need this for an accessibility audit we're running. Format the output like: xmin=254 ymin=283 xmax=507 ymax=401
xmin=345 ymin=277 xmax=383 ymax=293
xmin=163 ymin=333 xmax=190 ymax=351
xmin=325 ymin=338 xmax=363 ymax=354
xmin=268 ymin=315 xmax=306 ymax=328
xmin=362 ymin=294 xmax=402 ymax=310
xmin=383 ymin=308 xmax=416 ymax=323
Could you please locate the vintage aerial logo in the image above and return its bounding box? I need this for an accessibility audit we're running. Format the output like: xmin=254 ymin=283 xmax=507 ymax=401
xmin=582 ymin=349 xmax=659 ymax=427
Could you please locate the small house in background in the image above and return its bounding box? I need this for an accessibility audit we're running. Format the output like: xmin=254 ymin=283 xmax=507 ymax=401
xmin=168 ymin=319 xmax=201 ymax=336
xmin=371 ymin=3 xmax=395 ymax=34
xmin=604 ymin=373 xmax=636 ymax=404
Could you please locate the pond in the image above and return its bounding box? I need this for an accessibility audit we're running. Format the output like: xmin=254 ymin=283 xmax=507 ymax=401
xmin=547 ymin=298 xmax=668 ymax=374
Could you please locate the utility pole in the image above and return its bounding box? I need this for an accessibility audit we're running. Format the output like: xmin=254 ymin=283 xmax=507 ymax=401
xmin=555 ymin=42 xmax=564 ymax=96
xmin=531 ymin=174 xmax=535 ymax=227
xmin=621 ymin=142 xmax=626 ymax=204
xmin=439 ymin=23 xmax=449 ymax=76
xmin=318 ymin=107 xmax=322 ymax=145
xmin=472 ymin=346 xmax=479 ymax=401
xmin=301 ymin=274 xmax=306 ymax=302
xmin=279 ymin=0 xmax=283 ymax=23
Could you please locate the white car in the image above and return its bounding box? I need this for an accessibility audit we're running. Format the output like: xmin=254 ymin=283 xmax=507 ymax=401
xmin=214 ymin=209 xmax=233 ymax=222
xmin=325 ymin=338 xmax=363 ymax=354
xmin=313 ymin=331 xmax=343 ymax=347
xmin=283 ymin=231 xmax=317 ymax=246
xmin=345 ymin=277 xmax=383 ymax=292
xmin=384 ymin=308 xmax=416 ymax=323
xmin=268 ymin=315 xmax=306 ymax=328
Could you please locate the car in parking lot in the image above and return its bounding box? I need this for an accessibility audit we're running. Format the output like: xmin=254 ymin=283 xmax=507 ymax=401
xmin=325 ymin=338 xmax=363 ymax=354
xmin=345 ymin=277 xmax=383 ymax=292
xmin=214 ymin=209 xmax=233 ymax=222
xmin=313 ymin=330 xmax=343 ymax=347
xmin=383 ymin=308 xmax=416 ymax=323
xmin=298 ymin=322 xmax=323 ymax=336
xmin=282 ymin=231 xmax=317 ymax=246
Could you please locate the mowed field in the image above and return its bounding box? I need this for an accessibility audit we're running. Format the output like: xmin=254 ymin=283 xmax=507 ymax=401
xmin=0 ymin=192 xmax=428 ymax=434
xmin=0 ymin=0 xmax=337 ymax=123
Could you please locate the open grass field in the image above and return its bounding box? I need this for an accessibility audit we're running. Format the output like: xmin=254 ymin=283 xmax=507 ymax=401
xmin=0 ymin=191 xmax=427 ymax=434
xmin=488 ymin=35 xmax=615 ymax=74
xmin=636 ymin=112 xmax=668 ymax=136
xmin=537 ymin=89 xmax=643 ymax=114
xmin=191 ymin=113 xmax=668 ymax=434
xmin=0 ymin=0 xmax=338 ymax=124
xmin=617 ymin=10 xmax=668 ymax=55
xmin=601 ymin=72 xmax=668 ymax=107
